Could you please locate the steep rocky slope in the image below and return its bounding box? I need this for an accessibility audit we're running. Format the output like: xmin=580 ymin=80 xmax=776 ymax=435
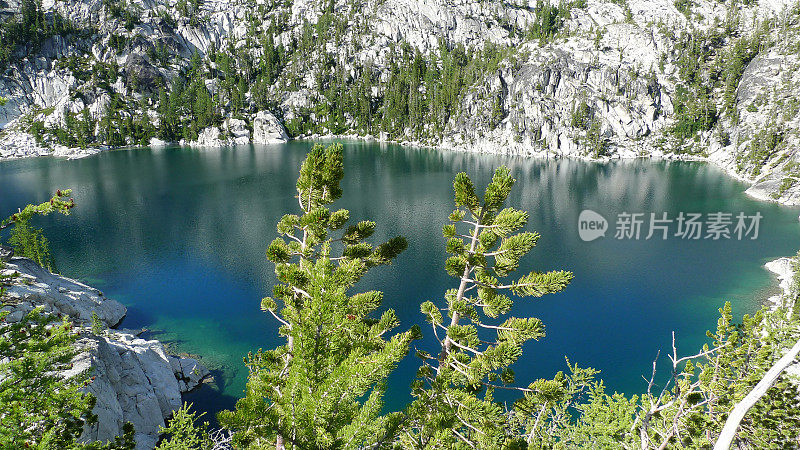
xmin=1 ymin=0 xmax=800 ymax=203
xmin=1 ymin=256 xmax=210 ymax=449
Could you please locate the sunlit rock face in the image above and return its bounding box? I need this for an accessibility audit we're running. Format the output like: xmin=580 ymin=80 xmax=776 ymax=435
xmin=1 ymin=257 xmax=210 ymax=449
xmin=1 ymin=0 xmax=800 ymax=201
xmin=253 ymin=110 xmax=289 ymax=144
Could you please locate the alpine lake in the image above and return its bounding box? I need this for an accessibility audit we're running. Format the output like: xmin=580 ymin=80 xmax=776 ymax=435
xmin=2 ymin=140 xmax=799 ymax=420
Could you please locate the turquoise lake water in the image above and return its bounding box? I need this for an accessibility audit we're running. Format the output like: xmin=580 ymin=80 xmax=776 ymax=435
xmin=1 ymin=141 xmax=799 ymax=419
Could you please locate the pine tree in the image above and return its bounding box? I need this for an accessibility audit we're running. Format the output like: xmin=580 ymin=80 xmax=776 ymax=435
xmin=219 ymin=143 xmax=417 ymax=449
xmin=8 ymin=218 xmax=56 ymax=272
xmin=156 ymin=404 xmax=222 ymax=450
xmin=0 ymin=189 xmax=76 ymax=233
xmin=514 ymin=296 xmax=800 ymax=448
xmin=0 ymin=191 xmax=135 ymax=449
xmin=0 ymin=308 xmax=94 ymax=447
xmin=402 ymin=167 xmax=574 ymax=448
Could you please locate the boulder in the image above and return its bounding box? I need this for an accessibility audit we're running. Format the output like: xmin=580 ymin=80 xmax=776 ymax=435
xmin=191 ymin=126 xmax=224 ymax=148
xmin=252 ymin=111 xmax=288 ymax=144
xmin=149 ymin=137 xmax=168 ymax=147
xmin=225 ymin=118 xmax=251 ymax=145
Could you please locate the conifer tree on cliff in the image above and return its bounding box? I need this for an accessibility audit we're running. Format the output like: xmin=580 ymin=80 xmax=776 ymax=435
xmin=1 ymin=191 xmax=135 ymax=449
xmin=219 ymin=143 xmax=417 ymax=449
xmin=402 ymin=167 xmax=574 ymax=448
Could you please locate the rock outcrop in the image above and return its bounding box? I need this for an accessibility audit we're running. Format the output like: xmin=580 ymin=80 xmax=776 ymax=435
xmin=252 ymin=110 xmax=289 ymax=144
xmin=2 ymin=257 xmax=126 ymax=326
xmin=72 ymin=331 xmax=210 ymax=449
xmin=765 ymin=257 xmax=796 ymax=308
xmin=182 ymin=117 xmax=252 ymax=148
xmin=0 ymin=124 xmax=53 ymax=159
xmin=1 ymin=257 xmax=210 ymax=449
xmin=764 ymin=256 xmax=800 ymax=380
xmin=1 ymin=0 xmax=800 ymax=201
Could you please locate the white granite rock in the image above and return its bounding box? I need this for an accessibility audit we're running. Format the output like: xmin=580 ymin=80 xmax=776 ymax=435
xmin=252 ymin=111 xmax=288 ymax=144
xmin=765 ymin=257 xmax=796 ymax=308
xmin=2 ymin=0 xmax=800 ymax=203
xmin=225 ymin=118 xmax=251 ymax=145
xmin=186 ymin=117 xmax=252 ymax=148
xmin=1 ymin=258 xmax=211 ymax=449
xmin=3 ymin=257 xmax=126 ymax=327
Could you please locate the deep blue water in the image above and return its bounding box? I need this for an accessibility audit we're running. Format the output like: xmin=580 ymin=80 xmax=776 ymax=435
xmin=1 ymin=141 xmax=799 ymax=419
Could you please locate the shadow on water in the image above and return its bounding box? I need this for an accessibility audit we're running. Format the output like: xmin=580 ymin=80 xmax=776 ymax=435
xmin=181 ymin=372 xmax=240 ymax=428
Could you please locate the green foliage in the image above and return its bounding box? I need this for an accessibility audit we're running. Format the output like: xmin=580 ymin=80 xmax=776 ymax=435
xmin=719 ymin=38 xmax=759 ymax=118
xmin=156 ymin=403 xmax=218 ymax=450
xmin=49 ymin=108 xmax=96 ymax=149
xmin=91 ymin=311 xmax=105 ymax=335
xmin=402 ymin=166 xmax=574 ymax=448
xmin=739 ymin=125 xmax=785 ymax=176
xmin=252 ymin=23 xmax=515 ymax=141
xmin=670 ymin=83 xmax=717 ymax=141
xmin=153 ymin=52 xmax=224 ymax=143
xmin=103 ymin=0 xmax=141 ymax=30
xmin=510 ymin=360 xmax=636 ymax=448
xmin=220 ymin=143 xmax=416 ymax=448
xmin=0 ymin=0 xmax=76 ymax=72
xmin=0 ymin=189 xmax=74 ymax=275
xmin=0 ymin=194 xmax=135 ymax=448
xmin=189 ymin=0 xmax=204 ymax=27
xmin=0 ymin=189 xmax=75 ymax=272
xmin=570 ymin=98 xmax=609 ymax=156
xmin=9 ymin=219 xmax=56 ymax=272
xmin=489 ymin=90 xmax=506 ymax=130
xmin=0 ymin=308 xmax=91 ymax=447
xmin=674 ymin=0 xmax=692 ymax=16
xmin=0 ymin=189 xmax=75 ymax=232
xmin=667 ymin=25 xmax=766 ymax=145
xmin=570 ymin=99 xmax=591 ymax=129
xmin=584 ymin=118 xmax=608 ymax=157
xmin=0 ymin=306 xmax=136 ymax=449
xmin=515 ymin=296 xmax=800 ymax=448
xmin=527 ymin=0 xmax=569 ymax=44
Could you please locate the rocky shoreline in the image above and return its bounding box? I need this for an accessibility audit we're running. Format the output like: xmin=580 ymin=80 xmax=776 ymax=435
xmin=1 ymin=256 xmax=211 ymax=450
xmin=0 ymin=109 xmax=289 ymax=161
xmin=4 ymin=124 xmax=797 ymax=208
xmin=765 ymin=256 xmax=797 ymax=308
xmin=1 ymin=0 xmax=799 ymax=203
